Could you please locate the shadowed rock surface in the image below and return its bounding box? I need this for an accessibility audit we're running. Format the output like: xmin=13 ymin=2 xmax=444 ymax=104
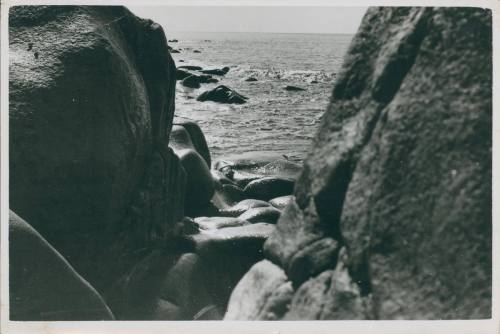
xmin=9 ymin=5 xmax=183 ymax=318
xmin=9 ymin=211 xmax=114 ymax=320
xmin=225 ymin=7 xmax=492 ymax=320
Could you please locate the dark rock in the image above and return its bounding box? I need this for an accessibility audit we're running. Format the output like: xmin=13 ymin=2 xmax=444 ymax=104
xmin=225 ymin=260 xmax=293 ymax=320
xmin=212 ymin=170 xmax=237 ymax=188
xmin=170 ymin=49 xmax=180 ymax=53
xmin=178 ymin=65 xmax=203 ymax=71
xmin=243 ymin=176 xmax=295 ymax=201
xmin=9 ymin=211 xmax=114 ymax=320
xmin=197 ymin=85 xmax=248 ymax=104
xmin=284 ymin=85 xmax=305 ymax=91
xmin=239 ymin=206 xmax=281 ymax=224
xmin=226 ymin=7 xmax=492 ymax=320
xmin=219 ymin=199 xmax=271 ymax=217
xmin=193 ymin=49 xmax=201 ymax=53
xmin=181 ymin=74 xmax=218 ymax=88
xmin=151 ymin=299 xmax=183 ymax=320
xmin=200 ymin=66 xmax=230 ymax=76
xmin=245 ymin=77 xmax=258 ymax=82
xmin=168 ymin=39 xmax=178 ymax=42
xmin=9 ymin=5 xmax=179 ymax=293
xmin=176 ymin=68 xmax=193 ymax=80
xmin=269 ymin=195 xmax=294 ymax=209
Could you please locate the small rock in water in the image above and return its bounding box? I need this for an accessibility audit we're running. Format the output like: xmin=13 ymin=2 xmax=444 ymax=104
xmin=201 ymin=67 xmax=230 ymax=76
xmin=197 ymin=85 xmax=248 ymax=104
xmin=245 ymin=77 xmax=258 ymax=82
xmin=193 ymin=49 xmax=202 ymax=53
xmin=168 ymin=39 xmax=179 ymax=43
xmin=182 ymin=74 xmax=218 ymax=88
xmin=178 ymin=65 xmax=203 ymax=71
xmin=284 ymin=85 xmax=305 ymax=91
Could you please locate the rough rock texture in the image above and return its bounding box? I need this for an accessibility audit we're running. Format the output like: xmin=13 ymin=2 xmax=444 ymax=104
xmin=225 ymin=7 xmax=492 ymax=320
xmin=9 ymin=5 xmax=183 ymax=310
xmin=9 ymin=211 xmax=114 ymax=320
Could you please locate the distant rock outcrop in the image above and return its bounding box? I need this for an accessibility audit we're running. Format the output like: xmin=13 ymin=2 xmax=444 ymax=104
xmin=9 ymin=5 xmax=184 ymax=318
xmin=225 ymin=7 xmax=492 ymax=320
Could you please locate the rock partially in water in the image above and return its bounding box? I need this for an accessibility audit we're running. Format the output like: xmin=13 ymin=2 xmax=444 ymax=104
xmin=193 ymin=49 xmax=202 ymax=53
xmin=284 ymin=85 xmax=305 ymax=91
xmin=243 ymin=176 xmax=295 ymax=201
xmin=245 ymin=77 xmax=258 ymax=82
xmin=200 ymin=66 xmax=230 ymax=76
xmin=9 ymin=211 xmax=114 ymax=320
xmin=197 ymin=85 xmax=248 ymax=104
xmin=181 ymin=74 xmax=218 ymax=88
xmin=178 ymin=65 xmax=203 ymax=71
xmin=176 ymin=68 xmax=193 ymax=80
xmin=168 ymin=39 xmax=178 ymax=42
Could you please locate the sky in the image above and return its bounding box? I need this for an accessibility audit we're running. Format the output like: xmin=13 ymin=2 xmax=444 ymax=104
xmin=128 ymin=6 xmax=368 ymax=34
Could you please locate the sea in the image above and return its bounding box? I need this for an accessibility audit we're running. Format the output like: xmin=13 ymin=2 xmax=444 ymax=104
xmin=169 ymin=31 xmax=353 ymax=163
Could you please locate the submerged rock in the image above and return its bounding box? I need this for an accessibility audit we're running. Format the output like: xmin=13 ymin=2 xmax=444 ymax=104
xmin=226 ymin=7 xmax=492 ymax=320
xmin=197 ymin=85 xmax=248 ymax=104
xmin=200 ymin=66 xmax=230 ymax=76
xmin=178 ymin=65 xmax=203 ymax=71
xmin=284 ymin=85 xmax=305 ymax=91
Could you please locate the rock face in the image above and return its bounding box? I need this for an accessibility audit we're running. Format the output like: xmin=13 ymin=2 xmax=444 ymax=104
xmin=9 ymin=211 xmax=114 ymax=320
xmin=225 ymin=7 xmax=492 ymax=320
xmin=9 ymin=5 xmax=183 ymax=307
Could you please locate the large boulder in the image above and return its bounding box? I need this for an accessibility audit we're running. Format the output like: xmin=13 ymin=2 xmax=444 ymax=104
xmin=225 ymin=7 xmax=492 ymax=320
xmin=9 ymin=211 xmax=114 ymax=320
xmin=9 ymin=5 xmax=181 ymax=296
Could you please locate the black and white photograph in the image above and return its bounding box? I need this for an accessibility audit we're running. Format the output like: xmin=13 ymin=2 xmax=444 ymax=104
xmin=0 ymin=0 xmax=497 ymax=332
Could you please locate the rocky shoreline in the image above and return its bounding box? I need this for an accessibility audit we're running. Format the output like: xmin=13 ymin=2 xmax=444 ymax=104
xmin=8 ymin=5 xmax=492 ymax=321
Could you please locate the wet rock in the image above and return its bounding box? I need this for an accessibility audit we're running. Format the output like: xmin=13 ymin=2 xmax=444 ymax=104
xmin=239 ymin=206 xmax=281 ymax=224
xmin=212 ymin=170 xmax=237 ymax=187
xmin=219 ymin=199 xmax=271 ymax=217
xmin=243 ymin=176 xmax=295 ymax=201
xmin=197 ymin=85 xmax=248 ymax=104
xmin=215 ymin=152 xmax=302 ymax=185
xmin=212 ymin=184 xmax=246 ymax=210
xmin=200 ymin=66 xmax=230 ymax=76
xmin=225 ymin=260 xmax=293 ymax=320
xmin=9 ymin=5 xmax=178 ymax=293
xmin=194 ymin=216 xmax=251 ymax=230
xmin=168 ymin=39 xmax=178 ymax=42
xmin=284 ymin=85 xmax=305 ymax=91
xmin=269 ymin=195 xmax=294 ymax=209
xmin=245 ymin=77 xmax=258 ymax=82
xmin=170 ymin=49 xmax=180 ymax=53
xmin=176 ymin=68 xmax=193 ymax=80
xmin=9 ymin=211 xmax=114 ymax=320
xmin=193 ymin=49 xmax=201 ymax=53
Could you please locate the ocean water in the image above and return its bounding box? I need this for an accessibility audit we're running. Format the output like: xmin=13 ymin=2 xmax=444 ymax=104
xmin=169 ymin=31 xmax=353 ymax=162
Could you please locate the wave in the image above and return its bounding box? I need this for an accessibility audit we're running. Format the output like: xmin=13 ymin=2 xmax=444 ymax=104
xmin=232 ymin=66 xmax=336 ymax=83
